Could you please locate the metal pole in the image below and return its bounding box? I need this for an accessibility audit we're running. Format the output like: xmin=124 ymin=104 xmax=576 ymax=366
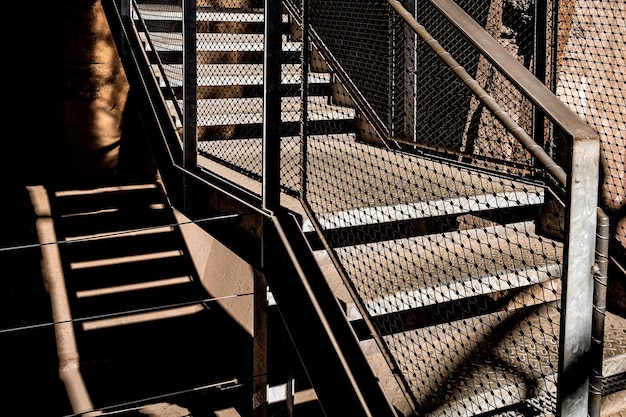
xmin=263 ymin=0 xmax=283 ymax=212
xmin=558 ymin=135 xmax=600 ymax=417
xmin=533 ymin=0 xmax=547 ymax=150
xmin=589 ymin=209 xmax=610 ymax=417
xmin=121 ymin=0 xmax=130 ymax=18
xmin=253 ymin=271 xmax=269 ymax=417
xmin=300 ymin=0 xmax=309 ymax=199
xmin=183 ymin=0 xmax=197 ymax=212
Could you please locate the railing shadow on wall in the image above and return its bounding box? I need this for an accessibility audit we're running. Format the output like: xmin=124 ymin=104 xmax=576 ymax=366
xmin=101 ymin=0 xmax=611 ymax=416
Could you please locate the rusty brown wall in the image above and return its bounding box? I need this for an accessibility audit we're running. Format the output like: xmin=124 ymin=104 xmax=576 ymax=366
xmin=50 ymin=0 xmax=130 ymax=183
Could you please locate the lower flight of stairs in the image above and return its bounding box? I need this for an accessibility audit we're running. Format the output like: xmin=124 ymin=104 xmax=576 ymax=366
xmin=37 ymin=181 xmax=253 ymax=416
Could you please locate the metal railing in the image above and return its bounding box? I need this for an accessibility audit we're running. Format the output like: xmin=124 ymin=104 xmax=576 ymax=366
xmin=101 ymin=0 xmax=615 ymax=416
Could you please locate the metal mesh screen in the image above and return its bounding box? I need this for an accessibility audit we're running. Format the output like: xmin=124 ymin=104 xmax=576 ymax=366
xmin=300 ymin=1 xmax=567 ymax=415
xmin=129 ymin=0 xmax=620 ymax=415
xmin=133 ymin=1 xmax=185 ymax=129
xmin=135 ymin=0 xmax=306 ymax=196
xmin=551 ymin=0 xmax=625 ymax=261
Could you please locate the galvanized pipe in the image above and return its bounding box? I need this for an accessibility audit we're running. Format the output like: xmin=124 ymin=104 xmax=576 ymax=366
xmin=589 ymin=208 xmax=610 ymax=417
xmin=387 ymin=0 xmax=568 ymax=187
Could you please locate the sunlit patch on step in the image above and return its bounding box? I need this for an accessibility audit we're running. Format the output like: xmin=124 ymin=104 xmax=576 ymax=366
xmin=70 ymin=250 xmax=183 ymax=269
xmin=64 ymin=225 xmax=174 ymax=242
xmin=54 ymin=183 xmax=157 ymax=197
xmin=59 ymin=203 xmax=166 ymax=218
xmin=81 ymin=304 xmax=205 ymax=330
xmin=75 ymin=276 xmax=192 ymax=298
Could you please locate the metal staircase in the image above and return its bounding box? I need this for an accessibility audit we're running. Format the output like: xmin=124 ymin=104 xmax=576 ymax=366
xmin=97 ymin=0 xmax=626 ymax=416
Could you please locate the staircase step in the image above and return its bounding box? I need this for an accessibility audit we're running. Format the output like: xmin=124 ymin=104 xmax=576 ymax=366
xmin=331 ymin=221 xmax=562 ymax=317
xmin=71 ymin=278 xmax=207 ymax=323
xmin=51 ymin=183 xmax=163 ymax=216
xmin=139 ymin=15 xmax=291 ymax=34
xmin=155 ymin=63 xmax=329 ymax=87
xmin=303 ymin=191 xmax=543 ymax=249
xmin=192 ymin=95 xmax=353 ymax=125
xmin=150 ymin=49 xmax=301 ymax=65
xmin=166 ymin=82 xmax=330 ymax=100
xmin=65 ymin=254 xmax=195 ymax=291
xmin=198 ymin=118 xmax=356 ymax=141
xmin=143 ymin=31 xmax=298 ymax=49
xmin=135 ymin=4 xmax=272 ymax=24
xmin=55 ymin=205 xmax=172 ymax=240
xmin=59 ymin=227 xmax=184 ymax=263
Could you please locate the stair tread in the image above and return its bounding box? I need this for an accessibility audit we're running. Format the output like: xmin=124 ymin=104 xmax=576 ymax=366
xmin=157 ymin=65 xmax=330 ymax=87
xmin=198 ymin=135 xmax=544 ymax=213
xmin=145 ymin=32 xmax=301 ymax=52
xmin=72 ymin=279 xmax=208 ymax=321
xmin=59 ymin=228 xmax=183 ymax=263
xmin=135 ymin=4 xmax=285 ymax=23
xmin=336 ymin=221 xmax=562 ymax=312
xmin=190 ymin=98 xmax=354 ymax=126
xmin=368 ymin=305 xmax=626 ymax=416
xmin=65 ymin=254 xmax=195 ymax=291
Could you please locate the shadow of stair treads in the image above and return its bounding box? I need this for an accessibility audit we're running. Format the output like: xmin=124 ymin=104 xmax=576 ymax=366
xmin=59 ymin=227 xmax=184 ymax=264
xmin=65 ymin=254 xmax=194 ymax=291
xmin=71 ymin=279 xmax=206 ymax=320
xmin=75 ymin=308 xmax=253 ymax=410
xmin=57 ymin=206 xmax=172 ymax=239
xmin=52 ymin=184 xmax=163 ymax=215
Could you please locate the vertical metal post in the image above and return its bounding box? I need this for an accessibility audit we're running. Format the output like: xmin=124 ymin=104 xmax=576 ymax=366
xmin=121 ymin=0 xmax=130 ymax=17
xmin=260 ymin=2 xmax=283 ymax=414
xmin=263 ymin=0 xmax=283 ymax=212
xmin=183 ymin=0 xmax=197 ymax=211
xmin=589 ymin=209 xmax=610 ymax=417
xmin=253 ymin=271 xmax=269 ymax=417
xmin=533 ymin=0 xmax=547 ymax=149
xmin=300 ymin=0 xmax=309 ymax=199
xmin=558 ymin=136 xmax=600 ymax=417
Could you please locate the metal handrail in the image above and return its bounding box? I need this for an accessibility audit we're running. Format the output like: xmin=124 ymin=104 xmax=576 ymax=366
xmin=387 ymin=0 xmax=590 ymax=189
xmin=388 ymin=2 xmax=602 ymax=416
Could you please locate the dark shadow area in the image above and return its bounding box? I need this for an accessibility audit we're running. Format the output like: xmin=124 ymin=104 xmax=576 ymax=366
xmin=0 ymin=182 xmax=255 ymax=416
xmin=0 ymin=186 xmax=72 ymax=416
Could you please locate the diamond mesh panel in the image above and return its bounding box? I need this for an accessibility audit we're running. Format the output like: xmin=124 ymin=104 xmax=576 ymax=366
xmin=134 ymin=1 xmax=185 ymax=130
xmin=130 ymin=0 xmax=620 ymax=415
xmin=299 ymin=1 xmax=569 ymax=415
xmin=551 ymin=0 xmax=625 ymax=263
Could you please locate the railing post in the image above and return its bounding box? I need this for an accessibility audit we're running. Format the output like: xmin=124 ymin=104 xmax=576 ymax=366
xmin=263 ymin=0 xmax=283 ymax=212
xmin=253 ymin=271 xmax=269 ymax=417
xmin=259 ymin=1 xmax=284 ymax=415
xmin=300 ymin=0 xmax=309 ymax=199
xmin=558 ymin=135 xmax=600 ymax=417
xmin=533 ymin=0 xmax=547 ymax=151
xmin=589 ymin=209 xmax=610 ymax=417
xmin=182 ymin=0 xmax=197 ymax=211
xmin=120 ymin=0 xmax=130 ymax=17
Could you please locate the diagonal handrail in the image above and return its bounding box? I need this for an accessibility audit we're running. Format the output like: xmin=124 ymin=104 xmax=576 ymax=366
xmin=383 ymin=2 xmax=601 ymax=416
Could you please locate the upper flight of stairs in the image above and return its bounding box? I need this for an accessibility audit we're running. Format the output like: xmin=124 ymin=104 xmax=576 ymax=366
xmin=135 ymin=0 xmax=358 ymax=148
